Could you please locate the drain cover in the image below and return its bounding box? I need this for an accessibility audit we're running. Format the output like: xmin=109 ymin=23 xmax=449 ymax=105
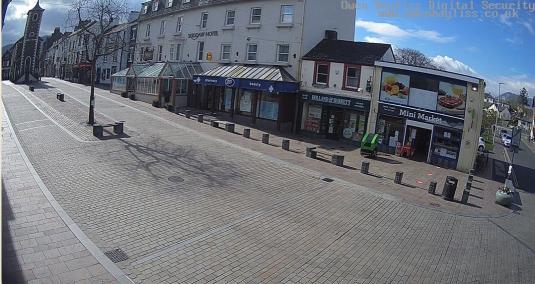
xmin=104 ymin=248 xmax=128 ymax=263
xmin=168 ymin=176 xmax=184 ymax=183
xmin=430 ymin=203 xmax=441 ymax=208
xmin=320 ymin=176 xmax=334 ymax=182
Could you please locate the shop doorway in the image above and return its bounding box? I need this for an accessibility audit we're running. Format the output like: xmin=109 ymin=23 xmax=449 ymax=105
xmin=325 ymin=108 xmax=344 ymax=140
xmin=405 ymin=121 xmax=433 ymax=162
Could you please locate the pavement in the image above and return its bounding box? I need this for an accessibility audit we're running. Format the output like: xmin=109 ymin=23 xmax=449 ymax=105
xmin=1 ymin=104 xmax=124 ymax=283
xmin=2 ymin=78 xmax=535 ymax=283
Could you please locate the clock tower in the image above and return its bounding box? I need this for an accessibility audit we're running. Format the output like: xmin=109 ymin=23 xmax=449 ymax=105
xmin=19 ymin=0 xmax=44 ymax=82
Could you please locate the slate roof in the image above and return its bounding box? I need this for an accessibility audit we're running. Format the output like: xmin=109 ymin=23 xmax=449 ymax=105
xmin=303 ymin=39 xmax=392 ymax=65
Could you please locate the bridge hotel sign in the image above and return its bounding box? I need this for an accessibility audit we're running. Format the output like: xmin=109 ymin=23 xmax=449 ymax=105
xmin=188 ymin=31 xmax=219 ymax=40
xmin=378 ymin=102 xmax=464 ymax=129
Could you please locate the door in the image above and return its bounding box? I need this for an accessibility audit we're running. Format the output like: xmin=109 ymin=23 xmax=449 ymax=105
xmin=96 ymin=68 xmax=101 ymax=84
xmin=326 ymin=108 xmax=344 ymax=140
xmin=405 ymin=126 xmax=433 ymax=162
xmin=24 ymin=57 xmax=31 ymax=82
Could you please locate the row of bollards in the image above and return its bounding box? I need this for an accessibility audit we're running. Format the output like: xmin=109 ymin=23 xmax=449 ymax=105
xmin=56 ymin=93 xmax=64 ymax=102
xmin=461 ymin=169 xmax=474 ymax=204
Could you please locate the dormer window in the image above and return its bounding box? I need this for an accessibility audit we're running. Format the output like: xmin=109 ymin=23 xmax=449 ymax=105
xmin=142 ymin=5 xmax=148 ymax=14
xmin=167 ymin=0 xmax=173 ymax=8
xmin=153 ymin=1 xmax=159 ymax=11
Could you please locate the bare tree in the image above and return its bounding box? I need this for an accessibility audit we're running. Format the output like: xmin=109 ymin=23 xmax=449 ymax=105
xmin=394 ymin=48 xmax=444 ymax=70
xmin=67 ymin=0 xmax=128 ymax=125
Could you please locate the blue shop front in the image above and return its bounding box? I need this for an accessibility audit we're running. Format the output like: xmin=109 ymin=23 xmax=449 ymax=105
xmin=192 ymin=65 xmax=299 ymax=131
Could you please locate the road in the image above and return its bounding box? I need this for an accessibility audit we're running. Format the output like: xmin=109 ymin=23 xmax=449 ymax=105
xmin=3 ymin=79 xmax=535 ymax=283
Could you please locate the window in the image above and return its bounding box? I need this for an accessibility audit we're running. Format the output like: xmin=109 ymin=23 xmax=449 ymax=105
xmin=182 ymin=0 xmax=190 ymax=3
xmin=143 ymin=5 xmax=148 ymax=14
xmin=250 ymin=8 xmax=262 ymax=24
xmin=158 ymin=45 xmax=163 ymax=61
xmin=128 ymin=47 xmax=135 ymax=62
xmin=344 ymin=65 xmax=361 ymax=89
xmin=277 ymin=44 xmax=289 ymax=62
xmin=280 ymin=5 xmax=294 ymax=23
xmin=103 ymin=54 xmax=108 ymax=63
xmin=111 ymin=66 xmax=117 ymax=75
xmin=130 ymin=26 xmax=137 ymax=41
xmin=174 ymin=44 xmax=181 ymax=60
xmin=200 ymin=12 xmax=208 ymax=29
xmin=167 ymin=0 xmax=173 ymax=8
xmin=152 ymin=0 xmax=159 ymax=11
xmin=160 ymin=20 xmax=165 ymax=35
xmin=145 ymin=24 xmax=151 ymax=37
xmin=176 ymin=16 xmax=183 ymax=33
xmin=246 ymin=44 xmax=257 ymax=61
xmin=197 ymin=41 xmax=204 ymax=61
xmin=220 ymin=44 xmax=231 ymax=60
xmin=112 ymin=51 xmax=117 ymax=62
xmin=225 ymin=10 xmax=235 ymax=26
xmin=314 ymin=62 xmax=329 ymax=85
xmin=257 ymin=93 xmax=279 ymax=120
xmin=170 ymin=44 xmax=181 ymax=61
xmin=170 ymin=44 xmax=175 ymax=61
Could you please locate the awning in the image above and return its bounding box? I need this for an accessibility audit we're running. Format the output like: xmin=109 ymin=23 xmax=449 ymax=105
xmin=111 ymin=67 xmax=129 ymax=77
xmin=192 ymin=65 xmax=298 ymax=93
xmin=168 ymin=62 xmax=203 ymax=79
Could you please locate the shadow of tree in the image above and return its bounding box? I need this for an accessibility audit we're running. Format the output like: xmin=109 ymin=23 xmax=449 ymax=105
xmin=2 ymin=181 xmax=26 ymax=283
xmin=117 ymin=137 xmax=242 ymax=188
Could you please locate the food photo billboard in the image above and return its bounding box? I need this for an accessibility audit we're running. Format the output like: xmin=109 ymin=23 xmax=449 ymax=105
xmin=380 ymin=72 xmax=410 ymax=105
xmin=436 ymin=81 xmax=467 ymax=117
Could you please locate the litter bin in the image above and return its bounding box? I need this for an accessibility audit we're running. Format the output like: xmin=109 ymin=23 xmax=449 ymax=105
xmin=442 ymin=176 xmax=458 ymax=201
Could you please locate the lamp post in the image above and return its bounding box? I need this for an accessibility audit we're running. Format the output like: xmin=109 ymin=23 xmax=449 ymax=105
xmin=494 ymin=82 xmax=505 ymax=143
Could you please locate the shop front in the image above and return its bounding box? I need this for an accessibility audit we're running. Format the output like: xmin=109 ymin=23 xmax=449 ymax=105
xmin=377 ymin=103 xmax=465 ymax=169
xmin=300 ymin=92 xmax=370 ymax=143
xmin=192 ymin=65 xmax=299 ymax=131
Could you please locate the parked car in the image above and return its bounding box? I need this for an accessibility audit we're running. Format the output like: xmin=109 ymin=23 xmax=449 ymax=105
xmin=478 ymin=137 xmax=486 ymax=152
xmin=502 ymin=134 xmax=512 ymax=147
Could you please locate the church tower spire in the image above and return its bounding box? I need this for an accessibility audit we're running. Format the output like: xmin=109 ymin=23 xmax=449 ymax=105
xmin=18 ymin=0 xmax=45 ymax=82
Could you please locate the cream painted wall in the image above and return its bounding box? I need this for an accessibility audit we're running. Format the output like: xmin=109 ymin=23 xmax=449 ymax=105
xmin=457 ymin=80 xmax=485 ymax=172
xmin=300 ymin=59 xmax=374 ymax=100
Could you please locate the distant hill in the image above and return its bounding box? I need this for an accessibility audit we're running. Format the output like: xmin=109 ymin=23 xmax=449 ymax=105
xmin=499 ymin=92 xmax=519 ymax=101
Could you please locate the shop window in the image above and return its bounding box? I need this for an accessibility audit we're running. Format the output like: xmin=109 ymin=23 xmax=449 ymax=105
xmin=344 ymin=65 xmax=361 ymax=90
xmin=280 ymin=5 xmax=294 ymax=24
xmin=222 ymin=88 xmax=233 ymax=111
xmin=314 ymin=62 xmax=329 ymax=85
xmin=277 ymin=44 xmax=289 ymax=63
xmin=303 ymin=104 xmax=322 ymax=133
xmin=376 ymin=116 xmax=405 ymax=152
xmin=343 ymin=112 xmax=367 ymax=141
xmin=250 ymin=8 xmax=262 ymax=24
xmin=200 ymin=12 xmax=208 ymax=29
xmin=257 ymin=93 xmax=279 ymax=120
xmin=225 ymin=10 xmax=235 ymax=26
xmin=238 ymin=90 xmax=253 ymax=115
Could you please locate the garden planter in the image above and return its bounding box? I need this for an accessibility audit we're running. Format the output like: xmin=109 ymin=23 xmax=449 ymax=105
xmin=495 ymin=190 xmax=513 ymax=207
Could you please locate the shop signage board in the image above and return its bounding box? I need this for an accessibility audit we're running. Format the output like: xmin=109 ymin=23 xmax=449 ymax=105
xmin=378 ymin=102 xmax=464 ymax=129
xmin=300 ymin=92 xmax=370 ymax=111
xmin=193 ymin=75 xmax=298 ymax=93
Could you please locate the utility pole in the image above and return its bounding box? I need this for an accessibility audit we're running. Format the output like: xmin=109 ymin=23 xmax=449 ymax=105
xmin=494 ymin=82 xmax=504 ymax=143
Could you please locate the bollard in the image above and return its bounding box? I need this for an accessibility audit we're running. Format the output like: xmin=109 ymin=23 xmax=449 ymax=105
xmin=428 ymin=181 xmax=437 ymax=194
xmin=56 ymin=93 xmax=65 ymax=102
xmin=306 ymin=147 xmax=317 ymax=159
xmin=29 ymin=86 xmax=34 ymax=91
xmin=113 ymin=121 xmax=124 ymax=135
xmin=225 ymin=123 xmax=235 ymax=133
xmin=211 ymin=120 xmax=219 ymax=127
xmin=262 ymin=133 xmax=269 ymax=144
xmin=394 ymin=171 xmax=403 ymax=184
xmin=282 ymin=139 xmax=290 ymax=151
xmin=461 ymin=171 xmax=474 ymax=204
xmin=331 ymin=154 xmax=344 ymax=167
xmin=167 ymin=105 xmax=175 ymax=112
xmin=361 ymin=161 xmax=370 ymax=174
xmin=185 ymin=110 xmax=191 ymax=118
xmin=243 ymin=128 xmax=251 ymax=138
xmin=197 ymin=114 xmax=204 ymax=123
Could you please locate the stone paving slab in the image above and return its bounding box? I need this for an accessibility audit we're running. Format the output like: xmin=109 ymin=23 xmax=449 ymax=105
xmin=1 ymin=101 xmax=122 ymax=283
xmin=3 ymin=80 xmax=535 ymax=283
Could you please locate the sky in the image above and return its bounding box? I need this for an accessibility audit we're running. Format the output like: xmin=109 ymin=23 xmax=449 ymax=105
xmin=2 ymin=0 xmax=534 ymax=98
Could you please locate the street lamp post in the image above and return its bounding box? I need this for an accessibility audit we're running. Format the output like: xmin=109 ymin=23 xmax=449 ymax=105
xmin=494 ymin=82 xmax=505 ymax=143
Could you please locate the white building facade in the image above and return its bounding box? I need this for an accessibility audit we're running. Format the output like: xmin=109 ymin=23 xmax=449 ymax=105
xmin=134 ymin=0 xmax=356 ymax=130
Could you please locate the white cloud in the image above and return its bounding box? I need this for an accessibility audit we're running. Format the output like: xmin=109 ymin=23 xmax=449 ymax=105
xmin=355 ymin=20 xmax=455 ymax=43
xmin=363 ymin=36 xmax=388 ymax=44
xmin=499 ymin=13 xmax=512 ymax=27
xmin=523 ymin=21 xmax=535 ymax=35
xmin=431 ymin=55 xmax=478 ymax=77
xmin=5 ymin=0 xmax=36 ymax=21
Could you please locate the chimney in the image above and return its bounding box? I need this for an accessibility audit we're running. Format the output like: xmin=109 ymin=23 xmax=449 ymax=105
xmin=325 ymin=30 xmax=338 ymax=40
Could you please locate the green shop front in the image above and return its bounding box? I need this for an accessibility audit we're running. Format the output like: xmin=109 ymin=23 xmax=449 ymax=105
xmin=192 ymin=65 xmax=299 ymax=132
xmin=300 ymin=92 xmax=370 ymax=142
